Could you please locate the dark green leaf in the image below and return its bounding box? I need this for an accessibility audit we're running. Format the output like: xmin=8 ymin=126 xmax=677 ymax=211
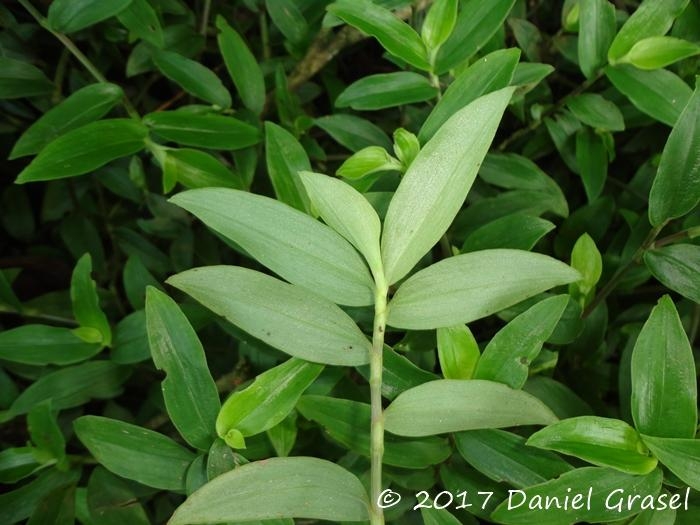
xmin=48 ymin=0 xmax=133 ymax=33
xmin=384 ymin=379 xmax=558 ymax=437
xmin=169 ymin=457 xmax=370 ymax=523
xmin=71 ymin=254 xmax=111 ymax=346
xmin=336 ymin=72 xmax=437 ymax=110
xmin=523 ymin=376 xmax=594 ymax=419
xmin=26 ymin=484 xmax=75 ymax=525
xmin=16 ymin=119 xmax=148 ymax=183
xmin=74 ymin=415 xmax=196 ymax=491
xmin=328 ymin=0 xmax=429 ymax=70
xmin=648 ymin=83 xmax=700 ymax=225
xmin=528 ymin=416 xmax=658 ymax=474
xmin=0 ymin=469 xmax=79 ymax=525
xmin=144 ymin=111 xmax=261 ymax=150
xmin=0 ymin=325 xmax=101 ymax=365
xmin=314 ymin=114 xmax=392 ymax=152
xmin=10 ymin=83 xmax=124 ymax=158
xmin=264 ymin=122 xmax=311 ymax=212
xmin=265 ymin=0 xmax=308 ymax=44
xmin=117 ymin=0 xmax=164 ymax=47
xmin=578 ymin=0 xmax=616 ymax=78
xmin=461 ymin=214 xmax=555 ymax=252
xmin=146 ymin=288 xmax=220 ymax=450
xmin=641 ymin=435 xmax=700 ymax=491
xmin=567 ymin=93 xmax=625 ymax=131
xmin=163 ymin=148 xmax=242 ymax=191
xmin=576 ymin=127 xmax=608 ymax=202
xmin=644 ymin=244 xmax=700 ymax=303
xmin=27 ymin=401 xmax=66 ymax=462
xmin=86 ymin=467 xmax=149 ymax=525
xmin=0 ymin=58 xmax=53 ymax=99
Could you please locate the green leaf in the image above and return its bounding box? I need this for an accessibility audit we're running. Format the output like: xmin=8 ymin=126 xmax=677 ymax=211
xmin=28 ymin=401 xmax=66 ymax=462
xmin=216 ymin=358 xmax=322 ymax=447
xmin=3 ymin=361 xmax=129 ymax=420
xmin=527 ymin=416 xmax=658 ymax=474
xmin=87 ymin=467 xmax=150 ymax=525
xmin=71 ymin=254 xmax=111 ymax=346
xmin=421 ymin=0 xmax=458 ymax=54
xmin=605 ymin=65 xmax=692 ymax=127
xmin=569 ymin=233 xmax=603 ymax=305
xmin=490 ymin=467 xmax=663 ymax=525
xmin=169 ymin=457 xmax=370 ymax=523
xmin=641 ymin=435 xmax=700 ymax=491
xmin=608 ymin=0 xmax=690 ymax=62
xmin=0 ymin=325 xmax=101 ymax=365
xmin=266 ymin=412 xmax=297 ymax=458
xmin=621 ymin=36 xmax=700 ymax=70
xmin=297 ymin=395 xmax=450 ymax=469
xmin=117 ymin=0 xmax=163 ymax=47
xmin=299 ymin=171 xmax=382 ymax=274
xmin=264 ymin=122 xmax=311 ymax=213
xmin=314 ymin=114 xmax=392 ymax=152
xmin=631 ymin=295 xmax=697 ymax=438
xmin=578 ymin=0 xmax=616 ymax=78
xmin=153 ymin=50 xmax=231 ymax=108
xmin=0 ymin=469 xmax=80 ymax=525
xmin=461 ymin=214 xmax=555 ymax=253
xmin=0 ymin=58 xmax=53 ymax=99
xmin=473 ymin=295 xmax=569 ymax=389
xmin=384 ymin=379 xmax=558 ymax=437
xmin=162 ymin=148 xmax=242 ymax=191
xmin=337 ymin=146 xmax=401 ymax=180
xmin=169 ymin=188 xmax=374 ymax=306
xmin=146 ymin=288 xmax=220 ymax=450
xmin=265 ymin=0 xmax=308 ymax=44
xmin=16 ymin=119 xmax=147 ymax=183
xmin=387 ymin=250 xmax=580 ymax=330
xmin=435 ymin=0 xmax=516 ymax=74
xmin=10 ymin=83 xmax=124 ymax=159
xmin=328 ymin=0 xmax=429 ymax=70
xmin=111 ymin=310 xmax=149 ymax=364
xmin=144 ymin=111 xmax=261 ymax=150
xmin=575 ymin=128 xmax=608 ymax=202
xmin=455 ymin=429 xmax=572 ymax=488
xmin=336 ymin=72 xmax=437 ymax=110
xmin=216 ymin=16 xmax=265 ymax=114
xmin=644 ymin=244 xmax=700 ymax=303
xmin=0 ymin=447 xmax=46 ymax=484
xmin=382 ymin=87 xmax=515 ymax=284
xmin=566 ymin=93 xmax=625 ymax=131
xmin=48 ymin=0 xmax=133 ymax=33
xmin=436 ymin=325 xmax=479 ymax=379
xmin=648 ymin=83 xmax=700 ymax=225
xmin=168 ymin=266 xmax=371 ymax=366
xmin=393 ymin=127 xmax=420 ymax=168
xmin=26 ymin=483 xmax=75 ymax=525
xmin=74 ymin=415 xmax=195 ymax=491
xmin=419 ymin=48 xmax=520 ymax=142
xmin=421 ymin=506 xmax=463 ymax=525
xmin=524 ymin=376 xmax=594 ymax=419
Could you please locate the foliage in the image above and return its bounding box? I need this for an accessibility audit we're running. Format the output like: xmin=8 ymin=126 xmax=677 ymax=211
xmin=0 ymin=0 xmax=699 ymax=524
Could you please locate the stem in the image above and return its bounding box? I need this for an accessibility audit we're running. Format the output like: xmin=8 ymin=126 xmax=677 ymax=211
xmin=199 ymin=0 xmax=212 ymax=36
xmin=18 ymin=0 xmax=140 ymax=120
xmin=370 ymin=275 xmax=388 ymax=525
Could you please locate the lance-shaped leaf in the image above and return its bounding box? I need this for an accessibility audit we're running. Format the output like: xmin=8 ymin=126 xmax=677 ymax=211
xmin=170 ymin=189 xmax=374 ymax=306
xmin=608 ymin=0 xmax=690 ymax=62
xmin=641 ymin=435 xmax=700 ymax=491
xmin=0 ymin=58 xmax=53 ymax=100
xmin=117 ymin=0 xmax=164 ymax=47
xmin=314 ymin=114 xmax=392 ymax=152
xmin=491 ymin=467 xmax=663 ymax=525
xmin=299 ymin=171 xmax=382 ymax=275
xmin=153 ymin=50 xmax=231 ymax=108
xmin=48 ymin=0 xmax=132 ymax=33
xmin=644 ymin=244 xmax=700 ymax=304
xmin=335 ymin=72 xmax=437 ymax=111
xmin=527 ymin=416 xmax=658 ymax=475
xmin=421 ymin=0 xmax=458 ymax=53
xmin=648 ymin=83 xmax=700 ymax=226
xmin=387 ymin=250 xmax=579 ymax=330
xmin=169 ymin=457 xmax=370 ymax=523
xmin=578 ymin=0 xmax=616 ymax=78
xmin=0 ymin=325 xmax=101 ymax=365
xmin=631 ymin=295 xmax=697 ymax=438
xmin=168 ymin=266 xmax=371 ymax=366
xmin=474 ymin=295 xmax=568 ymax=389
xmin=71 ymin=254 xmax=111 ymax=346
xmin=328 ymin=0 xmax=429 ymax=70
xmin=74 ymin=416 xmax=195 ymax=491
xmin=621 ymin=36 xmax=700 ymax=70
xmin=0 ymin=469 xmax=80 ymax=525
xmin=566 ymin=93 xmax=625 ymax=131
xmin=297 ymin=395 xmax=450 ymax=469
xmin=216 ymin=16 xmax=265 ymax=114
xmin=264 ymin=122 xmax=311 ymax=213
xmin=420 ymin=48 xmax=520 ymax=142
xmin=86 ymin=467 xmax=150 ymax=525
xmin=384 ymin=379 xmax=558 ymax=437
xmin=381 ymin=87 xmax=515 ymax=285
xmin=163 ymin=148 xmax=242 ymax=191
xmin=216 ymin=358 xmax=322 ymax=448
xmin=10 ymin=83 xmax=123 ymax=159
xmin=146 ymin=288 xmax=220 ymax=451
xmin=455 ymin=429 xmax=572 ymax=488
xmin=16 ymin=119 xmax=148 ymax=183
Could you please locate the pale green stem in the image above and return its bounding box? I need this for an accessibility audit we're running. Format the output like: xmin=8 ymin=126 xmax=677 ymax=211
xmin=370 ymin=274 xmax=388 ymax=525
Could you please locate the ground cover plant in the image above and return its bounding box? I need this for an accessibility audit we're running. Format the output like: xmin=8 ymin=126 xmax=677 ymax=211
xmin=0 ymin=0 xmax=699 ymax=524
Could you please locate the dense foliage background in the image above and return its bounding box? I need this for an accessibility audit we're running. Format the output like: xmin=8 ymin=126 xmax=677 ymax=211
xmin=0 ymin=0 xmax=699 ymax=524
